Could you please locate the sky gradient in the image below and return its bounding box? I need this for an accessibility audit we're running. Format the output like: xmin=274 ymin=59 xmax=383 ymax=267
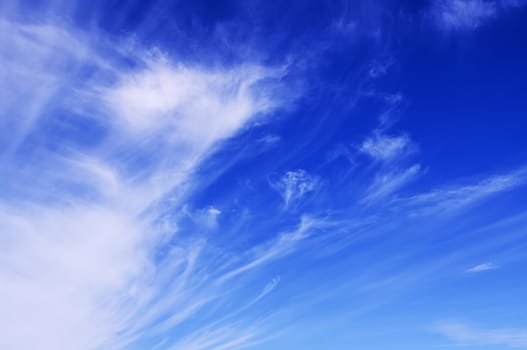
xmin=1 ymin=1 xmax=527 ymax=349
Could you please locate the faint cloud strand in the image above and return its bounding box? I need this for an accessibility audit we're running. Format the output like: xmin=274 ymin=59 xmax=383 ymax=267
xmin=396 ymin=169 xmax=527 ymax=216
xmin=466 ymin=262 xmax=497 ymax=273
xmin=219 ymin=216 xmax=319 ymax=282
xmin=361 ymin=164 xmax=422 ymax=204
xmin=435 ymin=321 xmax=527 ymax=348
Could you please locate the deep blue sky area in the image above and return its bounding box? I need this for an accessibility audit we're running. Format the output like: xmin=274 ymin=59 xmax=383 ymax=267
xmin=1 ymin=1 xmax=527 ymax=350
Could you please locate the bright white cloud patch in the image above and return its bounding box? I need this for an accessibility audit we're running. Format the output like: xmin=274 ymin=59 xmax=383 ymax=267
xmin=0 ymin=205 xmax=148 ymax=350
xmin=0 ymin=18 xmax=292 ymax=350
xmin=106 ymin=61 xmax=274 ymax=140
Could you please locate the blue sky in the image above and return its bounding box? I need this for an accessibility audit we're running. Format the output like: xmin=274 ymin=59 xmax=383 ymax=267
xmin=1 ymin=0 xmax=527 ymax=349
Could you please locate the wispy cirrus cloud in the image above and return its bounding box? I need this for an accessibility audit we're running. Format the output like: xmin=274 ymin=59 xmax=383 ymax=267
xmin=2 ymin=2 xmax=527 ymax=350
xmin=359 ymin=133 xmax=415 ymax=163
xmin=430 ymin=0 xmax=526 ymax=32
xmin=368 ymin=57 xmax=395 ymax=79
xmin=183 ymin=205 xmax=223 ymax=230
xmin=270 ymin=170 xmax=320 ymax=208
xmin=355 ymin=91 xmax=421 ymax=205
xmin=361 ymin=164 xmax=422 ymax=204
xmin=435 ymin=321 xmax=527 ymax=348
xmin=432 ymin=0 xmax=497 ymax=31
xmin=395 ymin=168 xmax=527 ymax=216
xmin=466 ymin=262 xmax=498 ymax=273
xmin=0 ymin=17 xmax=297 ymax=350
xmin=219 ymin=215 xmax=320 ymax=282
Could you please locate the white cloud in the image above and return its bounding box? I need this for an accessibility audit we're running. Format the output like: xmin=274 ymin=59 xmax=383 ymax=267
xmin=271 ymin=170 xmax=319 ymax=208
xmin=241 ymin=276 xmax=281 ymax=311
xmin=501 ymin=0 xmax=527 ymax=6
xmin=105 ymin=61 xmax=275 ymax=140
xmin=397 ymin=169 xmax=527 ymax=216
xmin=0 ymin=18 xmax=294 ymax=350
xmin=362 ymin=164 xmax=422 ymax=204
xmin=360 ymin=133 xmax=415 ymax=162
xmin=99 ymin=61 xmax=283 ymax=206
xmin=368 ymin=58 xmax=395 ymax=79
xmin=184 ymin=205 xmax=223 ymax=230
xmin=435 ymin=321 xmax=527 ymax=348
xmin=259 ymin=276 xmax=281 ymax=299
xmin=431 ymin=0 xmax=527 ymax=32
xmin=0 ymin=205 xmax=149 ymax=350
xmin=434 ymin=0 xmax=497 ymax=31
xmin=219 ymin=216 xmax=319 ymax=282
xmin=258 ymin=134 xmax=281 ymax=145
xmin=466 ymin=262 xmax=497 ymax=273
xmin=0 ymin=20 xmax=94 ymax=155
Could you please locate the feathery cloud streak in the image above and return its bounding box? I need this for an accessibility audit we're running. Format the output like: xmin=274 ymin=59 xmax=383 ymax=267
xmin=0 ymin=18 xmax=295 ymax=350
xmin=435 ymin=322 xmax=527 ymax=348
xmin=466 ymin=262 xmax=497 ymax=273
xmin=2 ymin=1 xmax=527 ymax=350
